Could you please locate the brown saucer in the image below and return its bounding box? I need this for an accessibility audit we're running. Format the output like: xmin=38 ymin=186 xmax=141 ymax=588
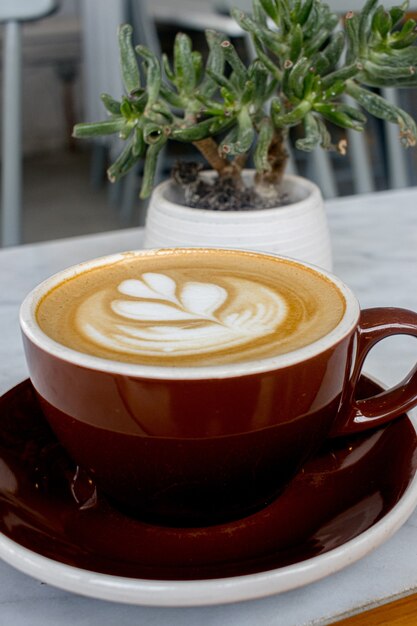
xmin=0 ymin=377 xmax=416 ymax=581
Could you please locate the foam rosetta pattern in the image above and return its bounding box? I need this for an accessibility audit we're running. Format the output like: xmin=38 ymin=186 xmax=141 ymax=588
xmin=76 ymin=272 xmax=288 ymax=358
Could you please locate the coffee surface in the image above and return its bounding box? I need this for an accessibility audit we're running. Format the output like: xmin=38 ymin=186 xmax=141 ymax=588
xmin=36 ymin=249 xmax=345 ymax=366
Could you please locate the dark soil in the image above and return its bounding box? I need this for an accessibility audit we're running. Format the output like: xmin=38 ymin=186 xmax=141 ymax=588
xmin=172 ymin=162 xmax=290 ymax=211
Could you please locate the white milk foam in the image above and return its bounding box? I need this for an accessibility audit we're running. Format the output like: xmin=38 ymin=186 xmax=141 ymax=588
xmin=76 ymin=272 xmax=288 ymax=358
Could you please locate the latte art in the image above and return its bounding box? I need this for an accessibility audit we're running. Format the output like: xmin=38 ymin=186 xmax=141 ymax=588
xmin=77 ymin=273 xmax=288 ymax=358
xmin=36 ymin=249 xmax=346 ymax=366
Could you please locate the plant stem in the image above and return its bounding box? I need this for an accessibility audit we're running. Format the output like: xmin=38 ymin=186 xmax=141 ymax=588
xmin=192 ymin=138 xmax=228 ymax=173
xmin=235 ymin=153 xmax=248 ymax=169
xmin=192 ymin=138 xmax=247 ymax=186
xmin=255 ymin=128 xmax=288 ymax=186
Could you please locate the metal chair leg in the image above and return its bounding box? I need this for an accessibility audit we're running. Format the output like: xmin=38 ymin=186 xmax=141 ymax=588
xmin=346 ymin=128 xmax=375 ymax=194
xmin=381 ymin=87 xmax=409 ymax=190
xmin=1 ymin=21 xmax=22 ymax=247
xmin=308 ymin=148 xmax=338 ymax=199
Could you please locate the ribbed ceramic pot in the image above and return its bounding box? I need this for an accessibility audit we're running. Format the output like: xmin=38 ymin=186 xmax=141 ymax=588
xmin=144 ymin=172 xmax=332 ymax=270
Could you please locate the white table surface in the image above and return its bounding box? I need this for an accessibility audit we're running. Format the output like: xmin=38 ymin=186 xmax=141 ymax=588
xmin=0 ymin=186 xmax=417 ymax=625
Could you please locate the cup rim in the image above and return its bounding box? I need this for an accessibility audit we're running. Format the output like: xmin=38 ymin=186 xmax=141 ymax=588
xmin=20 ymin=248 xmax=360 ymax=380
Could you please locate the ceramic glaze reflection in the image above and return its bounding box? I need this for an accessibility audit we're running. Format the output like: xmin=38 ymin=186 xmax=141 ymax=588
xmin=76 ymin=272 xmax=288 ymax=358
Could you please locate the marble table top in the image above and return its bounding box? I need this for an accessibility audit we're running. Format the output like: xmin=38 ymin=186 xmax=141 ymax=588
xmin=0 ymin=186 xmax=417 ymax=625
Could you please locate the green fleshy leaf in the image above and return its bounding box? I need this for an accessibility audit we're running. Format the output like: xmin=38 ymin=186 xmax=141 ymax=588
xmin=346 ymin=80 xmax=417 ymax=145
xmin=140 ymin=139 xmax=166 ymax=198
xmin=100 ymin=93 xmax=121 ymax=115
xmin=254 ymin=116 xmax=274 ymax=170
xmin=174 ymin=33 xmax=196 ymax=95
xmin=314 ymin=102 xmax=365 ymax=130
xmin=221 ymin=40 xmax=247 ymax=84
xmin=72 ymin=118 xmax=126 ymax=138
xmin=107 ymin=141 xmax=137 ymax=183
xmin=118 ymin=24 xmax=140 ymax=94
xmin=136 ymin=46 xmax=162 ymax=109
xmin=295 ymin=112 xmax=321 ymax=151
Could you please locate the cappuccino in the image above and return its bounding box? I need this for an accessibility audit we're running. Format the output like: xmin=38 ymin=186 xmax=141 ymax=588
xmin=36 ymin=249 xmax=345 ymax=366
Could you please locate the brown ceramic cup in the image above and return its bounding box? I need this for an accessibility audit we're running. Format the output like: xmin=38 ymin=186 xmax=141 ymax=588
xmin=20 ymin=249 xmax=417 ymax=527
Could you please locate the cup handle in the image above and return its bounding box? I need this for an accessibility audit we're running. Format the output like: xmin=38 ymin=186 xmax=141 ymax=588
xmin=330 ymin=307 xmax=417 ymax=437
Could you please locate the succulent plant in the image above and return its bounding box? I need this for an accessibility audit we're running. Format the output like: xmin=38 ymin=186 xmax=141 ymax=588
xmin=73 ymin=0 xmax=417 ymax=207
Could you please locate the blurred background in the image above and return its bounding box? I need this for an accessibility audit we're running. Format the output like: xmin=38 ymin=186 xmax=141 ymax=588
xmin=0 ymin=0 xmax=416 ymax=245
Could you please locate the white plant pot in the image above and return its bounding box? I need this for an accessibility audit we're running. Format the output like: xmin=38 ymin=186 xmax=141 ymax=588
xmin=144 ymin=172 xmax=332 ymax=270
